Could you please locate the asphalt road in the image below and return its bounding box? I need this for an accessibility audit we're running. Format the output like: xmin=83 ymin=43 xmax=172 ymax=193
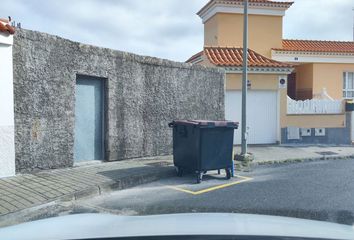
xmin=75 ymin=159 xmax=354 ymax=225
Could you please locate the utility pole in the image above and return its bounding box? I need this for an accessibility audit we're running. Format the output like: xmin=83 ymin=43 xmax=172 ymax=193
xmin=241 ymin=0 xmax=248 ymax=156
xmin=352 ymin=8 xmax=354 ymax=41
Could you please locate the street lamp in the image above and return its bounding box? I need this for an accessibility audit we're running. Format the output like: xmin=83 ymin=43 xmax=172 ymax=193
xmin=352 ymin=8 xmax=354 ymax=41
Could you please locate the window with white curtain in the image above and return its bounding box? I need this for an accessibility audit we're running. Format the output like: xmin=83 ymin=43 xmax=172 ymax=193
xmin=343 ymin=72 xmax=354 ymax=98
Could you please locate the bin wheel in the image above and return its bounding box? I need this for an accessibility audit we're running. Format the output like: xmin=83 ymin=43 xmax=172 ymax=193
xmin=197 ymin=172 xmax=203 ymax=184
xmin=175 ymin=167 xmax=183 ymax=177
xmin=226 ymin=168 xmax=231 ymax=180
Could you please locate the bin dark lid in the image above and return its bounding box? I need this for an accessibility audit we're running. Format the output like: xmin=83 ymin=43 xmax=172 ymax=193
xmin=172 ymin=120 xmax=238 ymax=127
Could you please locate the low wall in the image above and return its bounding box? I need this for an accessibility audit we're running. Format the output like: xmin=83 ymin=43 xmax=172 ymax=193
xmin=281 ymin=113 xmax=351 ymax=144
xmin=13 ymin=29 xmax=225 ymax=173
xmin=284 ymin=114 xmax=346 ymax=128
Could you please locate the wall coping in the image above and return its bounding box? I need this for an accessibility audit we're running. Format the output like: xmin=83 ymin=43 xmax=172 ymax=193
xmin=14 ymin=29 xmax=224 ymax=74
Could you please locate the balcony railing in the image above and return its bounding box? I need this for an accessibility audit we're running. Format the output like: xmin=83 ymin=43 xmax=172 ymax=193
xmin=287 ymin=96 xmax=343 ymax=114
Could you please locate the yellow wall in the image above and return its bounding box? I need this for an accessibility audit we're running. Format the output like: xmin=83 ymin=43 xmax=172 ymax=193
xmin=204 ymin=16 xmax=219 ymax=47
xmin=294 ymin=63 xmax=354 ymax=100
xmin=295 ymin=64 xmax=313 ymax=90
xmin=295 ymin=64 xmax=313 ymax=100
xmin=226 ymin=73 xmax=346 ymax=129
xmin=284 ymin=114 xmax=346 ymax=128
xmin=204 ymin=13 xmax=283 ymax=58
xmin=226 ymin=73 xmax=280 ymax=90
xmin=312 ymin=63 xmax=354 ymax=99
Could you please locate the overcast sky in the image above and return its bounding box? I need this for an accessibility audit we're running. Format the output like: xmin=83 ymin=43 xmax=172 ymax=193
xmin=1 ymin=0 xmax=353 ymax=62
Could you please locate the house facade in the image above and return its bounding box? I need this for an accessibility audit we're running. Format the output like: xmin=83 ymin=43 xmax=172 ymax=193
xmin=187 ymin=0 xmax=353 ymax=145
xmin=272 ymin=40 xmax=354 ymax=100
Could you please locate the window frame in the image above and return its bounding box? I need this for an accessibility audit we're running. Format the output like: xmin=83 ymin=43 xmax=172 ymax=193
xmin=343 ymin=72 xmax=354 ymax=98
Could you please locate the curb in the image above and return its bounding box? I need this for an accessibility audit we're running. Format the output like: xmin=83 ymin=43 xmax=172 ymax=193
xmin=235 ymin=154 xmax=354 ymax=169
xmin=69 ymin=167 xmax=175 ymax=201
xmin=0 ymin=167 xmax=175 ymax=227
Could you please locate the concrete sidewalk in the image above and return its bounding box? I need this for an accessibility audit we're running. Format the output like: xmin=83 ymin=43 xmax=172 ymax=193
xmin=0 ymin=156 xmax=174 ymax=226
xmin=234 ymin=145 xmax=354 ymax=165
xmin=1 ymin=145 xmax=354 ymax=226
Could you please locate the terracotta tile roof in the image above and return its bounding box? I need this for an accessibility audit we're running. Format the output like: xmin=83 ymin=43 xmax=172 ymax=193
xmin=186 ymin=51 xmax=203 ymax=63
xmin=198 ymin=0 xmax=294 ymax=16
xmin=273 ymin=39 xmax=354 ymax=54
xmin=0 ymin=18 xmax=15 ymax=35
xmin=199 ymin=46 xmax=292 ymax=68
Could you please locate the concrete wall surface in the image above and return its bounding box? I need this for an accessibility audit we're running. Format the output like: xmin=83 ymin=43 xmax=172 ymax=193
xmin=13 ymin=29 xmax=225 ymax=173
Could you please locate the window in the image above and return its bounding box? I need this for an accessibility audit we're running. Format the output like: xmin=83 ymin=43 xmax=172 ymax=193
xmin=343 ymin=72 xmax=354 ymax=98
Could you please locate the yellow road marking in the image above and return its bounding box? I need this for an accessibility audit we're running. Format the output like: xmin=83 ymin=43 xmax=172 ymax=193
xmin=167 ymin=175 xmax=253 ymax=195
xmin=167 ymin=186 xmax=199 ymax=195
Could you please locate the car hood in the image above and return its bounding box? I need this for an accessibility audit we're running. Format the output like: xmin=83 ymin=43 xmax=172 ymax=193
xmin=0 ymin=213 xmax=353 ymax=240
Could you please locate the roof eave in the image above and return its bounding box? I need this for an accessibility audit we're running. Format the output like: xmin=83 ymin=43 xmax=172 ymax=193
xmin=223 ymin=66 xmax=294 ymax=74
xmin=197 ymin=0 xmax=293 ymax=18
xmin=272 ymin=49 xmax=354 ymax=56
xmin=185 ymin=51 xmax=204 ymax=64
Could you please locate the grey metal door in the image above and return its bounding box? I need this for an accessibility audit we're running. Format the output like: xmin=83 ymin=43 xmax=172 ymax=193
xmin=74 ymin=76 xmax=105 ymax=162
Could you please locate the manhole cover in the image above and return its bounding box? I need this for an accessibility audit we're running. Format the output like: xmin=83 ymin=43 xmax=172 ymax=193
xmin=315 ymin=151 xmax=338 ymax=156
xmin=145 ymin=161 xmax=172 ymax=167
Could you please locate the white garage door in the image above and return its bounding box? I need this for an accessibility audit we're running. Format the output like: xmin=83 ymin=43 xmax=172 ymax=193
xmin=225 ymin=90 xmax=278 ymax=145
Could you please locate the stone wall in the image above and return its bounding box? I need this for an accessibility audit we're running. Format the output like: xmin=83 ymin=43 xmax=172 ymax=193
xmin=13 ymin=29 xmax=225 ymax=173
